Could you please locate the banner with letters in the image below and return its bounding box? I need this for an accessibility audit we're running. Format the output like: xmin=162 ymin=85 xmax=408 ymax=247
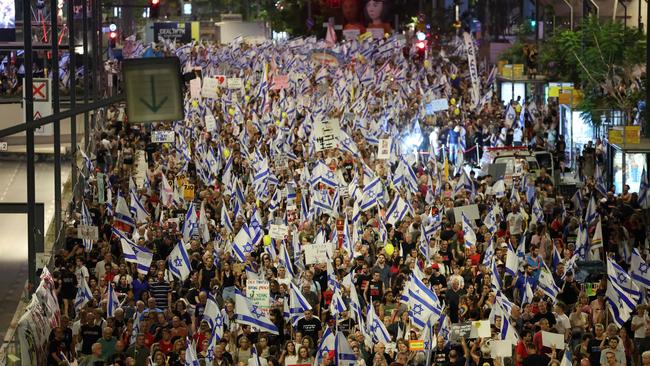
xmin=463 ymin=32 xmax=480 ymax=108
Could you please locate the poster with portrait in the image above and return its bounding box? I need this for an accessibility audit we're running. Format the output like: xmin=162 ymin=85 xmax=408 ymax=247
xmin=317 ymin=0 xmax=392 ymax=38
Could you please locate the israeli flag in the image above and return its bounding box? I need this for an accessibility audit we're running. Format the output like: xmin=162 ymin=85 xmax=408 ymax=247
xmin=234 ymin=288 xmax=279 ymax=334
xmin=74 ymin=276 xmax=93 ymax=313
xmin=168 ymin=241 xmax=192 ymax=281
xmin=81 ymin=201 xmax=93 ymax=252
xmin=386 ymin=194 xmax=410 ymax=226
xmin=335 ymin=331 xmax=357 ymax=366
xmin=185 ymin=338 xmax=200 ymax=366
xmin=221 ymin=201 xmax=234 ymax=233
xmin=406 ymin=273 xmax=443 ymax=329
xmin=118 ymin=234 xmax=153 ymax=275
xmin=290 ymin=282 xmax=312 ymax=326
xmin=182 ymin=202 xmax=198 ymax=242
xmin=314 ymin=326 xmax=335 ymax=366
xmin=233 ymin=223 xmax=254 ymax=263
xmin=461 ymin=212 xmax=476 ymax=248
xmin=631 ymin=248 xmax=650 ymax=289
xmin=107 ymin=281 xmax=120 ymax=318
xmin=366 ymin=304 xmax=391 ymax=344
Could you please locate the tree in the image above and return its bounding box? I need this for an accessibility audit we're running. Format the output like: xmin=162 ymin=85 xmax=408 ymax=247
xmin=539 ymin=17 xmax=646 ymax=125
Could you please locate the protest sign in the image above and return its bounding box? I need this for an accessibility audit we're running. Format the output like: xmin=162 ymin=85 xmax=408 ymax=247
xmin=269 ymin=224 xmax=288 ymax=240
xmin=246 ymin=279 xmax=271 ymax=316
xmin=304 ymin=243 xmax=332 ymax=264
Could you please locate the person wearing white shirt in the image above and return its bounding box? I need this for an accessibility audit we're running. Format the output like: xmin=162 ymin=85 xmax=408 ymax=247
xmin=632 ymin=305 xmax=650 ymax=366
xmin=554 ymin=303 xmax=571 ymax=340
xmin=506 ymin=204 xmax=524 ymax=236
xmin=513 ymin=127 xmax=523 ymax=146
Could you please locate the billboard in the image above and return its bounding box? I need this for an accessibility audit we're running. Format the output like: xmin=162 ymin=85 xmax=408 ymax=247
xmin=0 ymin=0 xmax=16 ymax=41
xmin=320 ymin=0 xmax=393 ymax=37
xmin=153 ymin=22 xmax=193 ymax=43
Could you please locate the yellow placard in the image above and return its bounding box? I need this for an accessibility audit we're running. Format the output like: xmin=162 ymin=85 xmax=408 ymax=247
xmin=409 ymin=340 xmax=425 ymax=351
xmin=609 ymin=128 xmax=623 ymax=144
xmin=625 ymin=126 xmax=641 ymax=144
xmin=183 ymin=183 xmax=195 ymax=200
xmin=358 ymin=32 xmax=373 ymax=41
xmin=548 ymin=86 xmax=560 ymax=97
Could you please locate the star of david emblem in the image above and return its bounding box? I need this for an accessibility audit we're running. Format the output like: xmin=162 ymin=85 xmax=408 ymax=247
xmin=412 ymin=303 xmax=423 ymax=316
xmin=639 ymin=263 xmax=649 ymax=275
xmin=326 ymin=171 xmax=336 ymax=180
xmin=244 ymin=243 xmax=253 ymax=253
xmin=424 ymin=340 xmax=430 ymax=348
xmin=251 ymin=305 xmax=262 ymax=318
xmin=132 ymin=247 xmax=138 ymax=255
xmin=393 ymin=211 xmax=400 ymax=219
xmin=342 ymin=138 xmax=352 ymax=146
xmin=174 ymin=257 xmax=183 ymax=267
xmin=618 ymin=273 xmax=627 ymax=283
xmin=366 ymin=191 xmax=376 ymax=199
xmin=215 ymin=316 xmax=224 ymax=327
xmin=206 ymin=349 xmax=215 ymax=361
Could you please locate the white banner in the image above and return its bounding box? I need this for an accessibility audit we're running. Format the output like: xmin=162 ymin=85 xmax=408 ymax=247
xmin=304 ymin=242 xmax=333 ymax=264
xmin=246 ymin=279 xmax=271 ymax=316
xmin=463 ymin=32 xmax=480 ymax=108
xmin=151 ymin=130 xmax=175 ymax=143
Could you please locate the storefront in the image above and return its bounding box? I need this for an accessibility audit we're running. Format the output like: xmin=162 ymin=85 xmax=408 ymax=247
xmin=608 ymin=131 xmax=649 ymax=194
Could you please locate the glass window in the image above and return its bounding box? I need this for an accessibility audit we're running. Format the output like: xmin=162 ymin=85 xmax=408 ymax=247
xmin=613 ymin=151 xmax=647 ymax=194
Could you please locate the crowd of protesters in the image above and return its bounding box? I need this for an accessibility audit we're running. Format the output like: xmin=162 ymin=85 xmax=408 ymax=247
xmin=41 ymin=29 xmax=650 ymax=366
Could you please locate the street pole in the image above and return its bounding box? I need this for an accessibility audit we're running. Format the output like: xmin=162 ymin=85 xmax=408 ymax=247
xmin=24 ymin=0 xmax=37 ymax=291
xmin=51 ymin=0 xmax=61 ymax=247
xmin=646 ymin=0 xmax=649 ymax=137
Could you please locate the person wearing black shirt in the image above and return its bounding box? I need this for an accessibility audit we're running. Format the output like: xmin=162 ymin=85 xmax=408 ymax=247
xmin=48 ymin=327 xmax=71 ymax=366
xmin=531 ymin=301 xmax=556 ymax=329
xmin=429 ymin=264 xmax=447 ymax=289
xmin=80 ymin=312 xmax=102 ymax=356
xmin=296 ymin=310 xmax=322 ymax=343
xmin=364 ymin=271 xmax=384 ymax=303
xmin=522 ymin=342 xmax=550 ymax=366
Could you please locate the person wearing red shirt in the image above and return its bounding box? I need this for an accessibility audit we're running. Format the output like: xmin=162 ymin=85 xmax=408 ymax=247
xmin=532 ymin=318 xmax=553 ymax=355
xmin=157 ymin=328 xmax=174 ymax=354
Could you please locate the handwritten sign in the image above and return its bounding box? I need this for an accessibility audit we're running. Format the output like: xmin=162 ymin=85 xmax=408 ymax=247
xmin=151 ymin=130 xmax=175 ymax=143
xmin=183 ymin=183 xmax=195 ymax=200
xmin=189 ymin=78 xmax=202 ymax=99
xmin=78 ymin=225 xmax=99 ymax=241
xmin=201 ymin=77 xmax=221 ymax=99
xmin=246 ymin=279 xmax=271 ymax=316
xmin=227 ymin=77 xmax=243 ymax=89
xmin=313 ymin=118 xmax=340 ymax=152
xmin=304 ymin=243 xmax=333 ymax=264
xmin=450 ymin=322 xmax=472 ymax=341
xmin=269 ymin=224 xmax=288 ymax=239
xmin=205 ymin=112 xmax=217 ymax=132
xmin=378 ymin=139 xmax=391 ymax=159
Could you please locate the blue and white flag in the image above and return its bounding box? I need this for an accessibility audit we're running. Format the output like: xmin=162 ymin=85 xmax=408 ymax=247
xmin=330 ymin=284 xmax=347 ymax=317
xmin=585 ymin=196 xmax=598 ymax=227
xmin=360 ymin=177 xmax=384 ymax=211
xmin=129 ymin=191 xmax=149 ymax=225
xmin=81 ymin=201 xmax=93 ymax=252
xmin=114 ymin=195 xmax=135 ymax=229
xmin=107 ymin=281 xmax=120 ymax=318
xmin=182 ymin=202 xmax=198 ymax=242
xmin=119 ymin=235 xmax=153 ymax=275
xmin=279 ymin=241 xmax=296 ymax=278
xmin=74 ymin=276 xmax=93 ymax=313
xmin=607 ymin=257 xmax=641 ymax=327
xmin=168 ymin=241 xmax=192 ymax=281
xmin=185 ymin=339 xmax=200 ymax=366
xmin=406 ymin=273 xmax=443 ymax=329
xmin=386 ymin=194 xmax=410 ymax=225
xmin=461 ymin=212 xmax=476 ymax=248
xmin=538 ymin=265 xmax=561 ymax=300
xmin=234 ymin=288 xmax=279 ymax=334
xmin=221 ymin=200 xmax=234 ymax=233
xmin=335 ymin=331 xmax=357 ymax=366
xmin=232 ymin=223 xmax=254 ymax=262
xmin=203 ymin=294 xmax=224 ymax=332
xmin=314 ymin=326 xmax=335 ymax=366
xmin=366 ymin=303 xmax=391 ymax=344
xmin=290 ymin=282 xmax=312 ymax=326
xmin=631 ymin=248 xmax=650 ymax=289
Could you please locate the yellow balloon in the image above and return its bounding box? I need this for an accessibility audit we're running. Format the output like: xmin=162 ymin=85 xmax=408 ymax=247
xmin=228 ymin=108 xmax=235 ymax=116
xmin=282 ymin=112 xmax=287 ymax=118
xmin=515 ymin=105 xmax=522 ymax=113
xmin=256 ymin=199 xmax=261 ymax=208
xmin=223 ymin=148 xmax=231 ymax=159
xmin=451 ymin=74 xmax=457 ymax=79
xmin=191 ymin=100 xmax=199 ymax=108
xmin=385 ymin=243 xmax=395 ymax=256
xmin=454 ymin=108 xmax=460 ymax=116
xmin=263 ymin=235 xmax=272 ymax=246
xmin=245 ymin=95 xmax=250 ymax=102
xmin=423 ymin=60 xmax=431 ymax=69
xmin=275 ymin=120 xmax=281 ymax=126
xmin=450 ymin=98 xmax=456 ymax=106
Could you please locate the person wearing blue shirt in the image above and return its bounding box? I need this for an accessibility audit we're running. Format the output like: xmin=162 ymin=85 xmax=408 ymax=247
xmin=525 ymin=245 xmax=543 ymax=281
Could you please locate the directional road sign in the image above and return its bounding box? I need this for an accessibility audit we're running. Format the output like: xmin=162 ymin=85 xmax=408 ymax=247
xmin=122 ymin=57 xmax=184 ymax=123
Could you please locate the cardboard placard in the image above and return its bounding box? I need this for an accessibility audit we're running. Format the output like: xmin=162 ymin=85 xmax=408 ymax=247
xmin=409 ymin=340 xmax=424 ymax=351
xmin=489 ymin=340 xmax=513 ymax=357
xmin=78 ymin=225 xmax=99 ymax=241
xmin=227 ymin=77 xmax=243 ymax=89
xmin=205 ymin=112 xmax=217 ymax=132
xmin=269 ymin=224 xmax=289 ymax=239
xmin=304 ymin=243 xmax=332 ymax=264
xmin=541 ymin=331 xmax=565 ymax=349
xmin=378 ymin=139 xmax=391 ymax=159
xmin=469 ymin=320 xmax=491 ymax=338
xmin=183 ymin=183 xmax=195 ymax=200
xmin=313 ymin=118 xmax=341 ymax=152
xmin=450 ymin=322 xmax=473 ymax=341
xmin=189 ymin=78 xmax=202 ymax=99
xmin=246 ymin=279 xmax=271 ymax=316
xmin=453 ymin=204 xmax=480 ymax=222
xmin=201 ymin=77 xmax=221 ymax=99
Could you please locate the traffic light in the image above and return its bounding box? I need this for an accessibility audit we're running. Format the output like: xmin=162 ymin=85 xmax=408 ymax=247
xmin=415 ymin=40 xmax=426 ymax=59
xmin=108 ymin=23 xmax=117 ymax=48
xmin=150 ymin=0 xmax=160 ymax=18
